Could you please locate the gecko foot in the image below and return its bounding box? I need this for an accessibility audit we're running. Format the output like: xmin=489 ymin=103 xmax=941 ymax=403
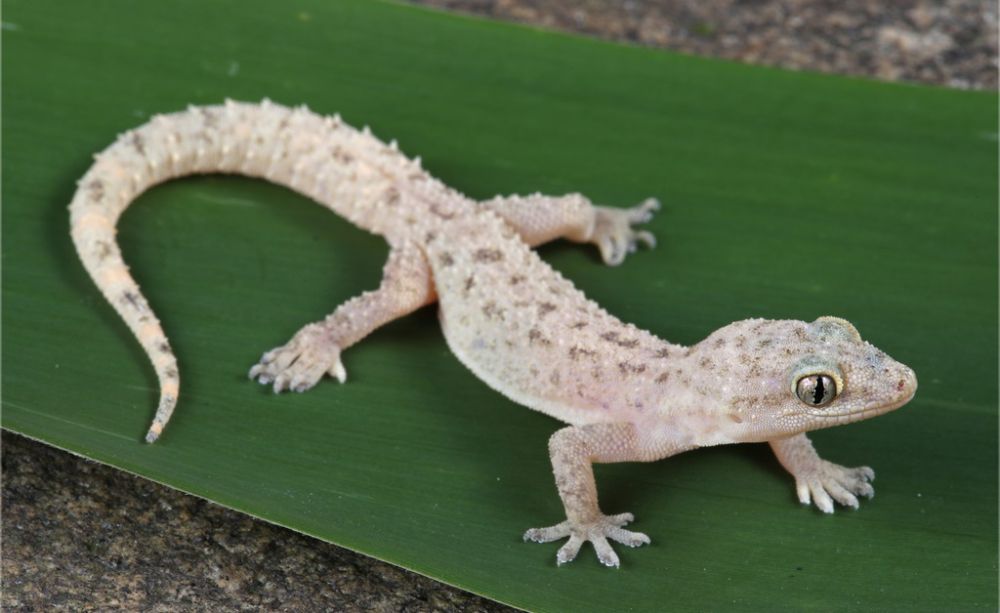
xmin=524 ymin=512 xmax=650 ymax=568
xmin=248 ymin=324 xmax=347 ymax=393
xmin=792 ymin=461 xmax=875 ymax=513
xmin=591 ymin=198 xmax=660 ymax=266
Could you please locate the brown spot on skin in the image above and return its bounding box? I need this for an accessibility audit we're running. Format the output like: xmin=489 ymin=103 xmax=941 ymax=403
xmin=87 ymin=179 xmax=105 ymax=202
xmin=529 ymin=367 xmax=540 ymax=377
xmin=731 ymin=396 xmax=760 ymax=411
xmin=569 ymin=346 xmax=597 ymax=361
xmin=93 ymin=241 xmax=112 ymax=260
xmin=537 ymin=302 xmax=557 ymax=317
xmin=618 ymin=362 xmax=647 ymax=375
xmin=463 ymin=275 xmax=475 ymax=292
xmin=119 ymin=292 xmax=143 ymax=310
xmin=570 ymin=321 xmax=588 ymax=330
xmin=513 ymin=300 xmax=530 ymax=309
xmin=713 ymin=337 xmax=726 ymax=348
xmin=131 ymin=133 xmax=145 ymax=155
xmin=200 ymin=108 xmax=219 ymax=127
xmin=424 ymin=231 xmax=437 ymax=244
xmin=736 ymin=335 xmax=747 ymax=349
xmin=728 ymin=413 xmax=744 ymax=424
xmin=509 ymin=274 xmax=526 ymax=285
xmin=550 ymin=371 xmax=561 ymax=386
xmin=699 ymin=357 xmax=713 ymax=369
xmin=654 ymin=347 xmax=670 ymax=359
xmin=757 ymin=338 xmax=773 ymax=348
xmin=528 ymin=328 xmax=551 ymax=346
xmin=655 ymin=371 xmax=670 ymax=384
xmin=164 ymin=368 xmax=178 ymax=379
xmin=157 ymin=342 xmax=171 ymax=354
xmin=482 ymin=301 xmax=505 ymax=321
xmin=618 ymin=338 xmax=639 ymax=348
xmin=473 ymin=248 xmax=503 ymax=263
xmin=384 ymin=187 xmax=401 ymax=206
xmin=601 ymin=331 xmax=620 ymax=343
xmin=438 ymin=252 xmax=454 ymax=267
xmin=332 ymin=146 xmax=354 ymax=164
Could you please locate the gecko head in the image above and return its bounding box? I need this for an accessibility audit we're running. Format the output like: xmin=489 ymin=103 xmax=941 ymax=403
xmin=693 ymin=316 xmax=917 ymax=440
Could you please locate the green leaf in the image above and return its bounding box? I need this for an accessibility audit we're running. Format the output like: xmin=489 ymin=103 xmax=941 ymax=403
xmin=3 ymin=0 xmax=997 ymax=609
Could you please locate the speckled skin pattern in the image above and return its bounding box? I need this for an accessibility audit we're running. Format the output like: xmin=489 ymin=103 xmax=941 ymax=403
xmin=70 ymin=100 xmax=918 ymax=567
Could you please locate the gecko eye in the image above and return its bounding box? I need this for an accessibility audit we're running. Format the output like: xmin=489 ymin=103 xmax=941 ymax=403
xmin=795 ymin=374 xmax=837 ymax=407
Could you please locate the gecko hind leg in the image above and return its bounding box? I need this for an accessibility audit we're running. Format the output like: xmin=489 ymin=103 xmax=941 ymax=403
xmin=248 ymin=240 xmax=435 ymax=393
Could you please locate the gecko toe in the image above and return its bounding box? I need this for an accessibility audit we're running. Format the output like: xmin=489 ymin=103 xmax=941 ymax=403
xmin=809 ymin=482 xmax=835 ymax=513
xmin=607 ymin=526 xmax=650 ymax=548
xmin=524 ymin=521 xmax=571 ymax=543
xmin=556 ymin=535 xmax=585 ymax=565
xmin=591 ymin=536 xmax=620 ymax=568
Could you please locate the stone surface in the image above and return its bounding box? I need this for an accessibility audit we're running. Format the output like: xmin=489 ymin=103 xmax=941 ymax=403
xmin=410 ymin=0 xmax=998 ymax=89
xmin=1 ymin=432 xmax=508 ymax=612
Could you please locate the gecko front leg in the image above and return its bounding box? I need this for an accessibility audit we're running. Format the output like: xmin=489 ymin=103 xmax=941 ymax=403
xmin=480 ymin=193 xmax=659 ymax=266
xmin=770 ymin=433 xmax=876 ymax=513
xmin=249 ymin=241 xmax=434 ymax=392
xmin=524 ymin=422 xmax=666 ymax=568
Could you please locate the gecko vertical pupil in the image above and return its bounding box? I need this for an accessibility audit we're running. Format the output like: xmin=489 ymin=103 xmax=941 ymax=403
xmin=813 ymin=377 xmax=825 ymax=404
xmin=796 ymin=374 xmax=836 ymax=407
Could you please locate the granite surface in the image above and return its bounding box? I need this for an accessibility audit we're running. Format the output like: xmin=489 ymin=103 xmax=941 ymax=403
xmin=2 ymin=432 xmax=507 ymax=611
xmin=410 ymin=0 xmax=998 ymax=89
xmin=3 ymin=1 xmax=996 ymax=611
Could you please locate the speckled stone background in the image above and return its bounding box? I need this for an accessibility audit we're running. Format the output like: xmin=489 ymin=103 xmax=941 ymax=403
xmin=410 ymin=0 xmax=998 ymax=89
xmin=3 ymin=2 xmax=996 ymax=611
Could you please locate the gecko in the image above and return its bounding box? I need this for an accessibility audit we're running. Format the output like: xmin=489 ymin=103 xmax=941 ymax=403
xmin=69 ymin=100 xmax=917 ymax=568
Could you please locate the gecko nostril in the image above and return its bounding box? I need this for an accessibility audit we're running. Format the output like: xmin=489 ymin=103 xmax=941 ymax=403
xmin=897 ymin=379 xmax=905 ymax=391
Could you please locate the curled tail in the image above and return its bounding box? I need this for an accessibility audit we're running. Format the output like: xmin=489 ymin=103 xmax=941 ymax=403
xmin=69 ymin=99 xmax=435 ymax=442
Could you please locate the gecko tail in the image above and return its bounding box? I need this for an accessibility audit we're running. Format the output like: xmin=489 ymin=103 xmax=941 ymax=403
xmin=70 ymin=100 xmax=410 ymax=442
xmin=69 ymin=129 xmax=182 ymax=443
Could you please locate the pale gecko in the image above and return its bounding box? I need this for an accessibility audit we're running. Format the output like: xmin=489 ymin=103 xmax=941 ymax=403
xmin=69 ymin=100 xmax=918 ymax=567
